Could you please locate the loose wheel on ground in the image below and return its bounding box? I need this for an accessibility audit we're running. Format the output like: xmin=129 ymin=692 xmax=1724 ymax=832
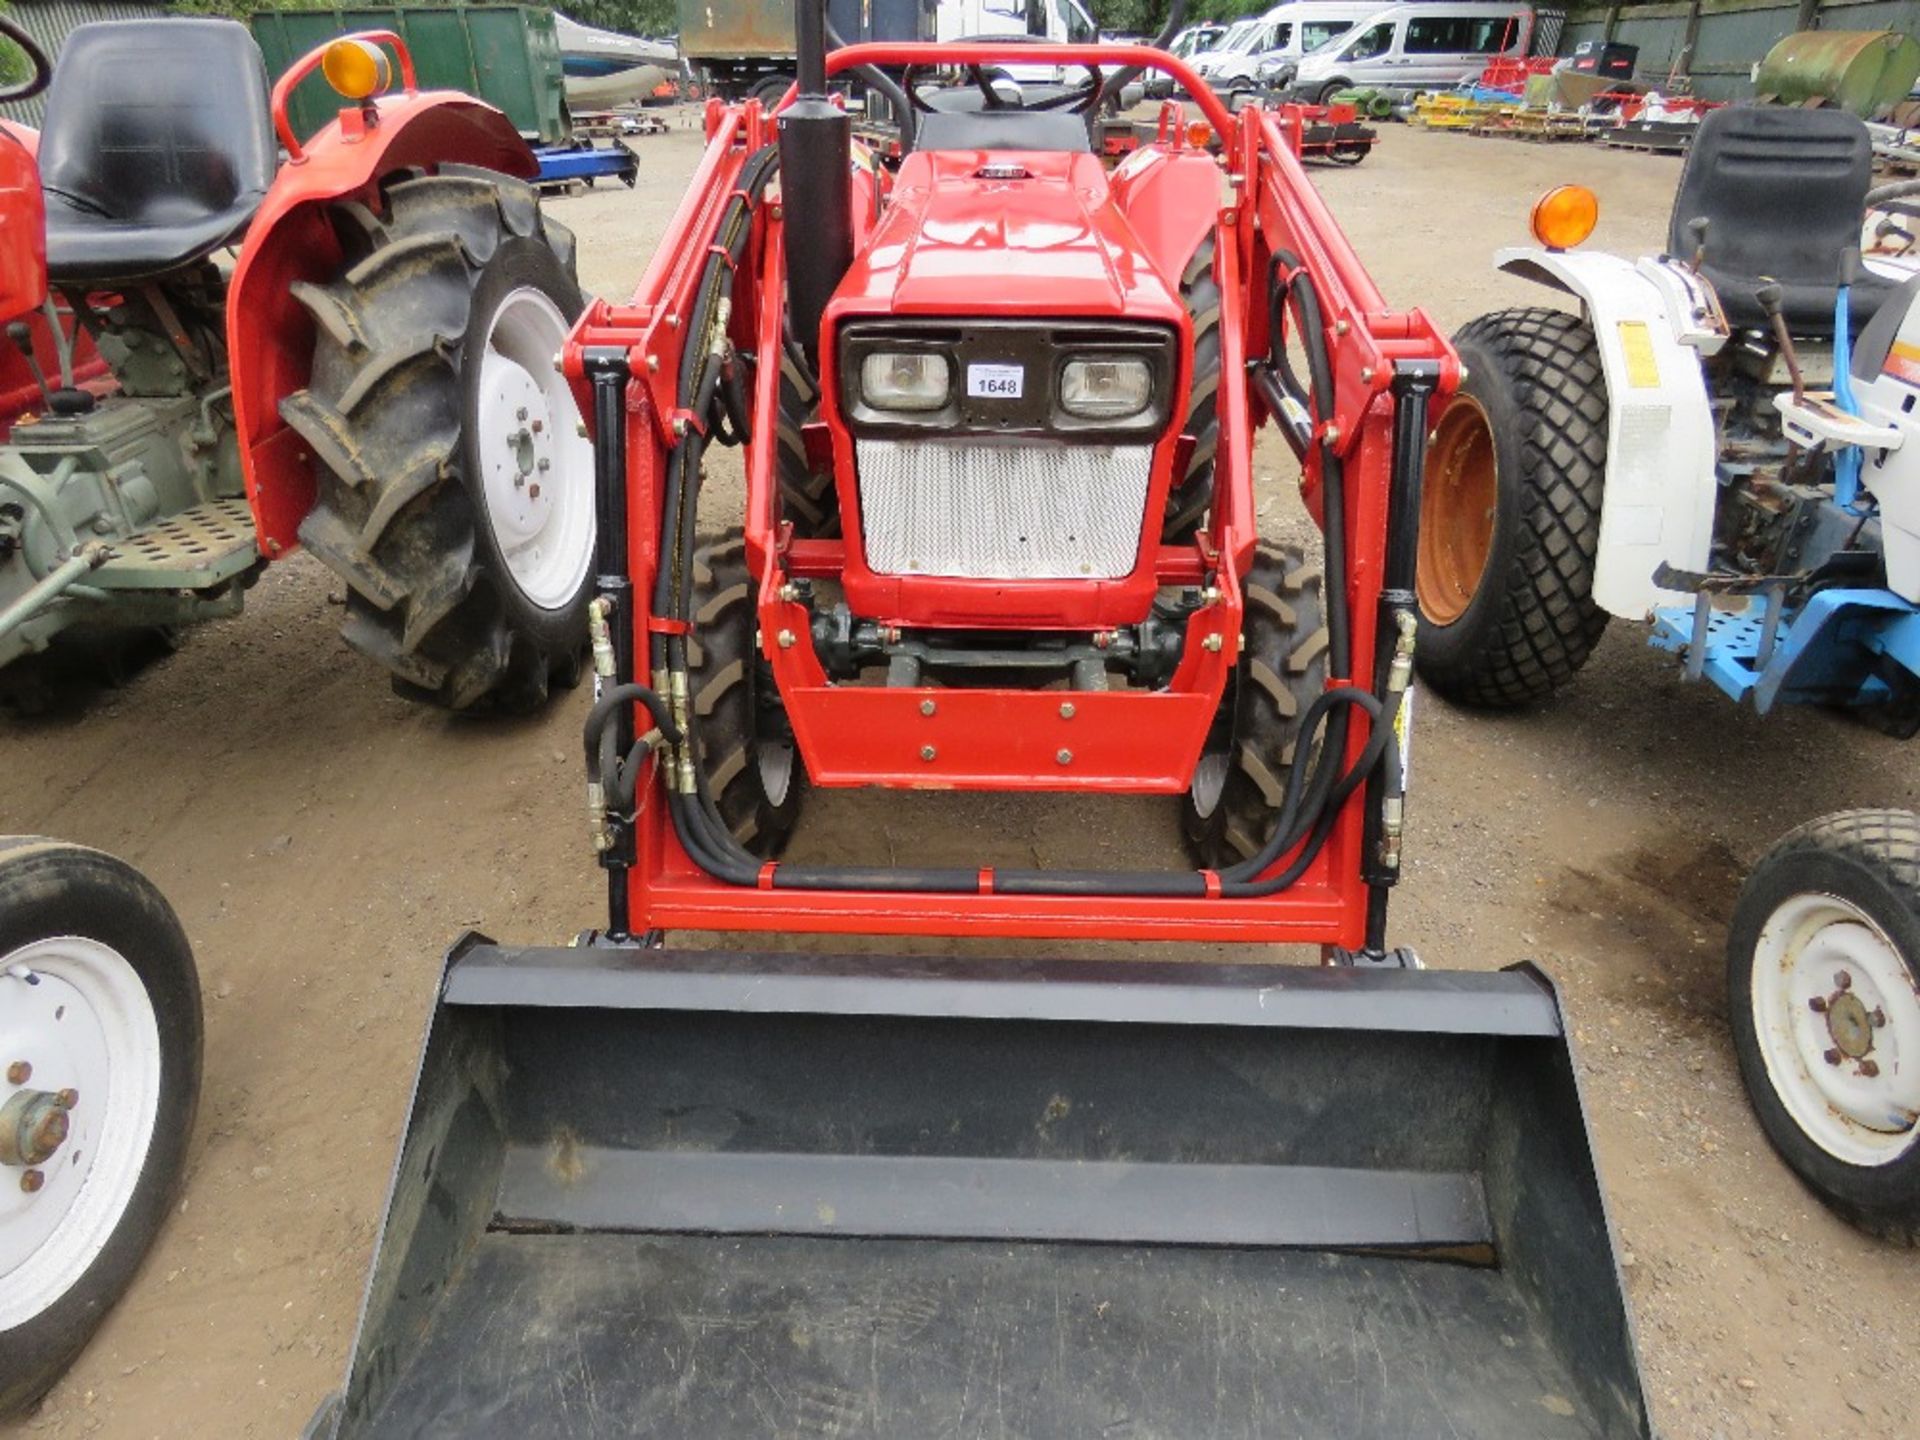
xmin=0 ymin=839 xmax=201 ymax=1415
xmin=688 ymin=532 xmax=807 ymax=857
xmin=283 ymin=168 xmax=594 ymax=713
xmin=1181 ymin=542 xmax=1329 ymax=867
xmin=1414 ymin=307 xmax=1610 ymax=708
xmin=1729 ymin=809 xmax=1920 ymax=1243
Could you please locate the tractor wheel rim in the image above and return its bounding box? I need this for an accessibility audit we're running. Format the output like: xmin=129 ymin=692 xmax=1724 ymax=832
xmin=0 ymin=936 xmax=162 ymax=1329
xmin=1750 ymin=891 xmax=1920 ymax=1167
xmin=1417 ymin=393 xmax=1498 ymax=628
xmin=476 ymin=285 xmax=595 ymax=611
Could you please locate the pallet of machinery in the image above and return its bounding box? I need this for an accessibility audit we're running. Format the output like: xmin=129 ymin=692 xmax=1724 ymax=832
xmin=532 ymin=136 xmax=640 ymax=190
xmin=1474 ymin=108 xmax=1596 ymax=142
xmin=1600 ymin=119 xmax=1698 ymax=153
xmin=568 ymin=107 xmax=668 ymax=138
xmin=1410 ymin=92 xmax=1513 ymax=130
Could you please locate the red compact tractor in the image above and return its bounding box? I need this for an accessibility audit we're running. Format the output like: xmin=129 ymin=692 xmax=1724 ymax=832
xmin=312 ymin=6 xmax=1654 ymax=1437
xmin=0 ymin=20 xmax=590 ymax=710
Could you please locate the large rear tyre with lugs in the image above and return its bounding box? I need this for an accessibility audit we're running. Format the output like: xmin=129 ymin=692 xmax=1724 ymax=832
xmin=0 ymin=839 xmax=201 ymax=1416
xmin=284 ymin=169 xmax=593 ymax=713
xmin=1729 ymin=809 xmax=1920 ymax=1244
xmin=1413 ymin=308 xmax=1609 ymax=708
xmin=1181 ymin=542 xmax=1329 ymax=868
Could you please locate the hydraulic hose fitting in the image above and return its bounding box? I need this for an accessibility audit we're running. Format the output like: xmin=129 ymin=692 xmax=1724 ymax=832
xmin=588 ymin=596 xmax=617 ymax=680
xmin=587 ymin=780 xmax=612 ymax=853
xmin=1386 ymin=607 xmax=1417 ymax=696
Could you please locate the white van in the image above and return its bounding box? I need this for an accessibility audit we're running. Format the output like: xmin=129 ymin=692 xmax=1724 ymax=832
xmin=936 ymin=0 xmax=1101 ymax=85
xmin=1191 ymin=16 xmax=1267 ymax=79
xmin=1203 ymin=3 xmax=1382 ymax=94
xmin=1290 ymin=2 xmax=1533 ymax=103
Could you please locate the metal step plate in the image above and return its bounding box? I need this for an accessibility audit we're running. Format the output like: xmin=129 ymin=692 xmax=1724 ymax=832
xmin=94 ymin=497 xmax=261 ymax=590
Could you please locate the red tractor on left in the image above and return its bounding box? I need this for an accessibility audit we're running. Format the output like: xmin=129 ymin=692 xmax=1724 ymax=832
xmin=0 ymin=17 xmax=592 ymax=710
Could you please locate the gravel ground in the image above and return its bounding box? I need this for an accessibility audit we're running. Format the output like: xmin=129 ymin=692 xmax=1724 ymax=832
xmin=3 ymin=114 xmax=1917 ymax=1439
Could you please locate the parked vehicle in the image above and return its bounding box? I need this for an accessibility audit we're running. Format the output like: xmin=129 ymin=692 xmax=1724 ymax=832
xmin=1417 ymin=107 xmax=1920 ymax=1238
xmin=1289 ymin=0 xmax=1533 ymax=104
xmin=677 ymin=0 xmax=932 ymax=103
xmin=935 ymin=0 xmax=1101 ymax=87
xmin=0 ymin=836 xmax=201 ymax=1415
xmin=0 ymin=20 xmax=592 ymax=712
xmin=1144 ymin=18 xmax=1224 ymax=95
xmin=1190 ymin=14 xmax=1267 ymax=79
xmin=302 ymin=1 xmax=1654 ymax=1435
xmin=1203 ymin=2 xmax=1378 ymax=97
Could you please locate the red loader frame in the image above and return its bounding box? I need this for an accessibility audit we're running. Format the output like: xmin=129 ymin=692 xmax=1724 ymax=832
xmin=566 ymin=44 xmax=1457 ymax=950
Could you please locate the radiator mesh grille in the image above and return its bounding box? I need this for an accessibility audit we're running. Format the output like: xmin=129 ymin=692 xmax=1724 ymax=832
xmin=855 ymin=438 xmax=1152 ymax=580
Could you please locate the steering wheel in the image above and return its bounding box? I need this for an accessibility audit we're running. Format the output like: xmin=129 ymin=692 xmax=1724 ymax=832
xmin=903 ymin=60 xmax=1107 ymax=116
xmin=0 ymin=17 xmax=51 ymax=105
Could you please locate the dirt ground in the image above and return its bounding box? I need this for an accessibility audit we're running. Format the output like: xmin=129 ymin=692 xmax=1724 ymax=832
xmin=4 ymin=116 xmax=1918 ymax=1439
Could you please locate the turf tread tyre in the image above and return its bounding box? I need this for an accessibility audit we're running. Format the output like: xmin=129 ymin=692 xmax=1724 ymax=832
xmin=0 ymin=839 xmax=200 ymax=1416
xmin=282 ymin=170 xmax=587 ymax=713
xmin=1415 ymin=307 xmax=1609 ymax=708
xmin=1181 ymin=542 xmax=1328 ymax=867
xmin=1728 ymin=809 xmax=1920 ymax=1244
xmin=688 ymin=532 xmax=807 ymax=856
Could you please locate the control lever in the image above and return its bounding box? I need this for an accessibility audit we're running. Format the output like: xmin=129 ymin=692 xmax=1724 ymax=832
xmin=1755 ymin=280 xmax=1804 ymax=405
xmin=4 ymin=321 xmax=50 ymax=405
xmin=1683 ymin=216 xmax=1709 ymax=272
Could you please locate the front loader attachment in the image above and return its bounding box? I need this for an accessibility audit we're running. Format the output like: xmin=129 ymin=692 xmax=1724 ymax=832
xmin=310 ymin=942 xmax=1650 ymax=1440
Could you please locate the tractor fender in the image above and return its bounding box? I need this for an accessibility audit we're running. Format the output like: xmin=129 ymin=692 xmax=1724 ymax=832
xmin=228 ymin=94 xmax=537 ymax=557
xmin=1496 ymin=245 xmax=1718 ymax=619
xmin=1108 ymin=145 xmax=1223 ymax=294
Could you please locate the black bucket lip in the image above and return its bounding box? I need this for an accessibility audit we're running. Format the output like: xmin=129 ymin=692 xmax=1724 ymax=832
xmin=440 ymin=934 xmax=1568 ymax=1038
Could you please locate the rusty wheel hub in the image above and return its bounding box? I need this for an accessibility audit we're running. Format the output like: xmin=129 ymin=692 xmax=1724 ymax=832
xmin=1417 ymin=393 xmax=1499 ymax=627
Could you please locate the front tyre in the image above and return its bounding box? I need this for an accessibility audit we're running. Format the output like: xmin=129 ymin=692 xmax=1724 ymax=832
xmin=1413 ymin=308 xmax=1609 ymax=708
xmin=0 ymin=839 xmax=201 ymax=1415
xmin=1729 ymin=810 xmax=1920 ymax=1243
xmin=285 ymin=170 xmax=593 ymax=713
xmin=688 ymin=532 xmax=808 ymax=857
xmin=1181 ymin=542 xmax=1329 ymax=867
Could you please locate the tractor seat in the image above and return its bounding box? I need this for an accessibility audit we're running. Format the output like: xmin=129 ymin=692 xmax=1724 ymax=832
xmin=913 ymin=90 xmax=1092 ymax=154
xmin=37 ymin=18 xmax=276 ymax=284
xmin=1669 ymin=106 xmax=1894 ymax=337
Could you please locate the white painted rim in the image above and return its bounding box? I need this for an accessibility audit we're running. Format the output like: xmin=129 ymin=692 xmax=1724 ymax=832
xmin=1750 ymin=891 xmax=1920 ymax=1167
xmin=474 ymin=285 xmax=595 ymax=611
xmin=0 ymin=936 xmax=162 ymax=1331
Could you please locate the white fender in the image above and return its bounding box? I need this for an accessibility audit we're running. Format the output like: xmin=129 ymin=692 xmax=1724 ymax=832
xmin=1495 ymin=247 xmax=1720 ymax=619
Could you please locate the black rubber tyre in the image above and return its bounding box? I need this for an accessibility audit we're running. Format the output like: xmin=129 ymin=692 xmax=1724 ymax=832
xmin=750 ymin=74 xmax=793 ymax=107
xmin=1165 ymin=235 xmax=1222 ymax=540
xmin=773 ymin=348 xmax=839 ymax=539
xmin=1728 ymin=810 xmax=1920 ymax=1244
xmin=1316 ymin=79 xmax=1349 ymax=106
xmin=284 ymin=169 xmax=591 ymax=713
xmin=0 ymin=839 xmax=201 ymax=1416
xmin=688 ymin=532 xmax=807 ymax=857
xmin=1413 ymin=307 xmax=1609 ymax=708
xmin=1181 ymin=542 xmax=1330 ymax=867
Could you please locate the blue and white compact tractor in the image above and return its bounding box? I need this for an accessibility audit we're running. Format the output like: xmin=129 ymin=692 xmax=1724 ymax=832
xmin=1417 ymin=106 xmax=1920 ymax=1240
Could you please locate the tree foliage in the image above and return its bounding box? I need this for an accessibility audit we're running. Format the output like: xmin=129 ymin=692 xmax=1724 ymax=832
xmin=184 ymin=0 xmax=679 ymax=40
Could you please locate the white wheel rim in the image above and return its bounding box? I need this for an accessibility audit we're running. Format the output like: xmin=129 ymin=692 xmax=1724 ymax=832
xmin=474 ymin=286 xmax=595 ymax=611
xmin=1750 ymin=892 xmax=1920 ymax=1167
xmin=0 ymin=937 xmax=162 ymax=1330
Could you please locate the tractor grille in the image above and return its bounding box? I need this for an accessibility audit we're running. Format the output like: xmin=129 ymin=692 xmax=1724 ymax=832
xmin=855 ymin=438 xmax=1152 ymax=580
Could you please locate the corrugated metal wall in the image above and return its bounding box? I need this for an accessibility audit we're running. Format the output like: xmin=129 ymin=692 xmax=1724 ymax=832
xmin=0 ymin=0 xmax=172 ymax=127
xmin=1562 ymin=0 xmax=1920 ymax=99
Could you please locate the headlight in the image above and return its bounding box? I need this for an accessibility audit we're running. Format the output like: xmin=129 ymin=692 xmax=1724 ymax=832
xmin=1060 ymin=358 xmax=1152 ymax=419
xmin=860 ymin=352 xmax=950 ymax=412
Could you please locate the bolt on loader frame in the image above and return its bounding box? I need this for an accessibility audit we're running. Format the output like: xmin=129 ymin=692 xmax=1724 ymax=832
xmin=309 ymin=8 xmax=1656 ymax=1437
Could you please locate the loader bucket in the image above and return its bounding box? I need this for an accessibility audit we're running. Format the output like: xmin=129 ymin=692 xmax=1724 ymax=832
xmin=309 ymin=940 xmax=1651 ymax=1440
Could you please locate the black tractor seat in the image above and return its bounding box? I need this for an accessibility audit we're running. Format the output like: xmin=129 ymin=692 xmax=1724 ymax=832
xmin=38 ymin=18 xmax=276 ymax=284
xmin=912 ymin=88 xmax=1093 ymax=154
xmin=1669 ymin=106 xmax=1894 ymax=337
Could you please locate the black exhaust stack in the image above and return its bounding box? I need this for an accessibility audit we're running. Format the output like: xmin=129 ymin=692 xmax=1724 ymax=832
xmin=778 ymin=0 xmax=852 ymax=369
